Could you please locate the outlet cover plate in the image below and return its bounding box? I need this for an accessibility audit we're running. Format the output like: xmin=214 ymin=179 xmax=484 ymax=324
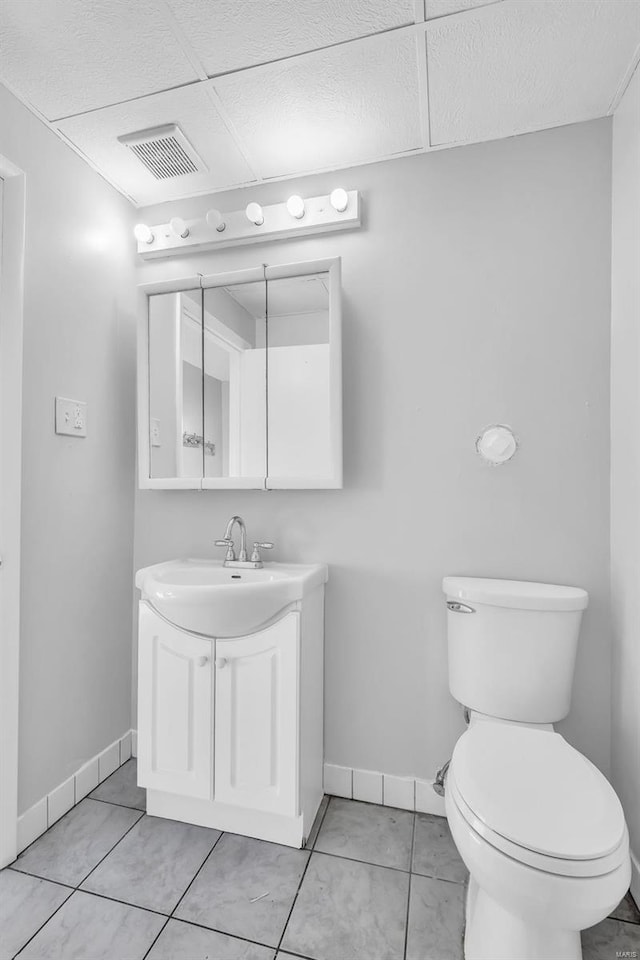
xmin=55 ymin=397 xmax=87 ymax=438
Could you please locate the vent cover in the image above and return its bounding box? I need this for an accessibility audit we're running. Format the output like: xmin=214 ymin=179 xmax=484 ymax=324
xmin=118 ymin=124 xmax=206 ymax=180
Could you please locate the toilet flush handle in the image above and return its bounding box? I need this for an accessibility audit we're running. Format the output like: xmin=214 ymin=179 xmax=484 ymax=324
xmin=446 ymin=601 xmax=475 ymax=614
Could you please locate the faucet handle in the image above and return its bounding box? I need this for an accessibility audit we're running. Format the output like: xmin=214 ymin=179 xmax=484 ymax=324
xmin=250 ymin=542 xmax=273 ymax=563
xmin=215 ymin=538 xmax=236 ymax=561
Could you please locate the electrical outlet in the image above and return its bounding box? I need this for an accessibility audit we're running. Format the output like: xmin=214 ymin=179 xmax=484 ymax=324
xmin=55 ymin=397 xmax=87 ymax=438
xmin=150 ymin=418 xmax=161 ymax=447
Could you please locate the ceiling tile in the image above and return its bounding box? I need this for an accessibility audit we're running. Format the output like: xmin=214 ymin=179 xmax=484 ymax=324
xmin=0 ymin=0 xmax=199 ymax=121
xmin=425 ymin=0 xmax=502 ymax=19
xmin=426 ymin=0 xmax=640 ymax=146
xmin=211 ymin=31 xmax=423 ymax=179
xmin=57 ymin=84 xmax=255 ymax=204
xmin=165 ymin=0 xmax=417 ymax=75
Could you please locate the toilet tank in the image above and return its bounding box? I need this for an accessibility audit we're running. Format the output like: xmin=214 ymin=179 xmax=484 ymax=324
xmin=443 ymin=577 xmax=589 ymax=723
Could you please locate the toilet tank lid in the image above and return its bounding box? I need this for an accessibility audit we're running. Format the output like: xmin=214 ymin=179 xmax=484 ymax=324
xmin=442 ymin=577 xmax=588 ymax=611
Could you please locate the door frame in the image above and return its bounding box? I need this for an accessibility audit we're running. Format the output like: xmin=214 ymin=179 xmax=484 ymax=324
xmin=0 ymin=154 xmax=25 ymax=867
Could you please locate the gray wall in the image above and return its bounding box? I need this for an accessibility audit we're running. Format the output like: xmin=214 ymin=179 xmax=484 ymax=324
xmin=611 ymin=66 xmax=640 ymax=882
xmin=0 ymin=84 xmax=137 ymax=813
xmin=134 ymin=119 xmax=612 ymax=782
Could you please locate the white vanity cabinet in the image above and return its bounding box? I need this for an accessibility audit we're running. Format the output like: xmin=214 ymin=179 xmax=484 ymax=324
xmin=137 ymin=604 xmax=213 ymax=800
xmin=136 ymin=589 xmax=324 ymax=848
xmin=214 ymin=613 xmax=299 ymax=816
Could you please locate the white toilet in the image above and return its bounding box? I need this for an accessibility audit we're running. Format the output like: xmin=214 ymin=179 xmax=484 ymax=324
xmin=442 ymin=576 xmax=631 ymax=960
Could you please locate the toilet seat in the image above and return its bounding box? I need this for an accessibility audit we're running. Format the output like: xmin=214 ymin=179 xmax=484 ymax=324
xmin=448 ymin=772 xmax=628 ymax=877
xmin=449 ymin=724 xmax=627 ymax=878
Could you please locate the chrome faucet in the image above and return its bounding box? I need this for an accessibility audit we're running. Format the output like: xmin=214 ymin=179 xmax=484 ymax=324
xmin=220 ymin=515 xmax=248 ymax=562
xmin=215 ymin=515 xmax=273 ymax=569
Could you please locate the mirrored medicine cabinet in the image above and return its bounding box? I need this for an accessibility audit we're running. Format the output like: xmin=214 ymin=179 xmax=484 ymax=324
xmin=137 ymin=258 xmax=342 ymax=490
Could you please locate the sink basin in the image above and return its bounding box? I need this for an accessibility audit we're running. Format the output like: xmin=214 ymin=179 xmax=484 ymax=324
xmin=135 ymin=558 xmax=328 ymax=637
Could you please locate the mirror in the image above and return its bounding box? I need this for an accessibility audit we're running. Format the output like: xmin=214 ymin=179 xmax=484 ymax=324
xmin=148 ymin=288 xmax=204 ymax=481
xmin=139 ymin=259 xmax=341 ymax=489
xmin=202 ymin=280 xmax=267 ymax=483
xmin=265 ymin=273 xmax=331 ymax=481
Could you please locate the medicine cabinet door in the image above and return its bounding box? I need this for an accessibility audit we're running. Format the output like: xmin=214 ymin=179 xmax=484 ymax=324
xmin=145 ymin=282 xmax=204 ymax=487
xmin=265 ymin=259 xmax=342 ymax=489
xmin=201 ymin=273 xmax=267 ymax=489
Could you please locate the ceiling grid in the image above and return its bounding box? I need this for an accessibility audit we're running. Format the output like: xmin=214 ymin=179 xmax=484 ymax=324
xmin=0 ymin=0 xmax=638 ymax=206
xmin=155 ymin=1 xmax=209 ymax=81
xmin=203 ymin=83 xmax=261 ymax=185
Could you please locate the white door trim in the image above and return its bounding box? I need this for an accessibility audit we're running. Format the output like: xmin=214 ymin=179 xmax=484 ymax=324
xmin=0 ymin=153 xmax=25 ymax=868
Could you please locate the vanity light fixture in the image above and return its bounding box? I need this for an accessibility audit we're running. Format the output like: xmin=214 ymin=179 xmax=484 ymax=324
xmin=135 ymin=191 xmax=360 ymax=258
xmin=206 ymin=208 xmax=226 ymax=232
xmin=330 ymin=188 xmax=349 ymax=213
xmin=286 ymin=195 xmax=305 ymax=220
xmin=133 ymin=222 xmax=154 ymax=244
xmin=245 ymin=202 xmax=264 ymax=226
xmin=169 ymin=217 xmax=189 ymax=239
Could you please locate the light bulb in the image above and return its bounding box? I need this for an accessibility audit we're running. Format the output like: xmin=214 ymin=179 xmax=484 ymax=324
xmin=169 ymin=216 xmax=189 ymax=239
xmin=134 ymin=223 xmax=153 ymax=244
xmin=206 ymin=208 xmax=226 ymax=232
xmin=286 ymin=195 xmax=305 ymax=220
xmin=330 ymin=188 xmax=348 ymax=213
xmin=245 ymin=202 xmax=264 ymax=226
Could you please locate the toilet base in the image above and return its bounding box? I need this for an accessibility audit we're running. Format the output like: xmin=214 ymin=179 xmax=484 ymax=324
xmin=464 ymin=877 xmax=581 ymax=960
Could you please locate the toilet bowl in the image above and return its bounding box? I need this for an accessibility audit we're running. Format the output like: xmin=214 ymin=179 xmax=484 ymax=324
xmin=445 ymin=718 xmax=631 ymax=960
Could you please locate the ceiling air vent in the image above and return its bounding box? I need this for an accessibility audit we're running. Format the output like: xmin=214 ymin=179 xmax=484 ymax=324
xmin=118 ymin=124 xmax=206 ymax=180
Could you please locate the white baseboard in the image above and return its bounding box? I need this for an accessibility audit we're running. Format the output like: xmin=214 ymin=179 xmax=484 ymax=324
xmin=125 ymin=735 xmax=441 ymax=818
xmin=16 ymin=799 xmax=47 ymax=855
xmin=323 ymin=763 xmax=446 ymax=817
xmin=630 ymin=847 xmax=640 ymax=907
xmin=119 ymin=740 xmax=445 ymax=818
xmin=17 ymin=730 xmax=135 ymax=854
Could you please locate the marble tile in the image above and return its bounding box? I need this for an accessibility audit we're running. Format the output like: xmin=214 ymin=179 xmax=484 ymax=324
xmin=11 ymin=799 xmax=142 ymax=886
xmin=306 ymin=795 xmax=330 ymax=849
xmin=281 ymin=851 xmax=409 ymax=960
xmin=582 ymin=916 xmax=640 ymax=959
xmin=406 ymin=874 xmax=464 ymax=960
xmin=17 ymin=890 xmax=165 ymax=959
xmin=609 ymin=890 xmax=640 ymax=924
xmin=0 ymin=869 xmax=72 ymax=960
xmin=82 ymin=815 xmax=220 ymax=913
xmin=146 ymin=919 xmax=275 ymax=960
xmin=175 ymin=833 xmax=309 ymax=947
xmin=90 ymin=759 xmax=146 ymax=811
xmin=412 ymin=813 xmax=468 ymax=884
xmin=314 ymin=797 xmax=414 ymax=870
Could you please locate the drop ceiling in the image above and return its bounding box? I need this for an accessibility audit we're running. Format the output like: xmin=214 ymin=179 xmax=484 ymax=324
xmin=1 ymin=0 xmax=638 ymax=207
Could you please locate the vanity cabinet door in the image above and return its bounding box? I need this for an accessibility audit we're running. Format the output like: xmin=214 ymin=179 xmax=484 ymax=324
xmin=138 ymin=604 xmax=213 ymax=799
xmin=214 ymin=612 xmax=299 ymax=816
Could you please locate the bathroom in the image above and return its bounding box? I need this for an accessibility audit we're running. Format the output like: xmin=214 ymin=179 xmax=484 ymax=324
xmin=0 ymin=1 xmax=638 ymax=958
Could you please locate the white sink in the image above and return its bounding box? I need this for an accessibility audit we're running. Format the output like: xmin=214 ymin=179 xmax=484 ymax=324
xmin=135 ymin=558 xmax=328 ymax=637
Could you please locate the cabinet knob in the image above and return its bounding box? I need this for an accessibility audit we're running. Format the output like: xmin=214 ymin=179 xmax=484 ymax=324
xmin=216 ymin=657 xmax=228 ymax=669
xmin=197 ymin=655 xmax=210 ymax=667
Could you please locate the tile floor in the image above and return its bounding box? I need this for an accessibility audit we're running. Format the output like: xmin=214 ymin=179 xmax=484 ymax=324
xmin=1 ymin=760 xmax=638 ymax=960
